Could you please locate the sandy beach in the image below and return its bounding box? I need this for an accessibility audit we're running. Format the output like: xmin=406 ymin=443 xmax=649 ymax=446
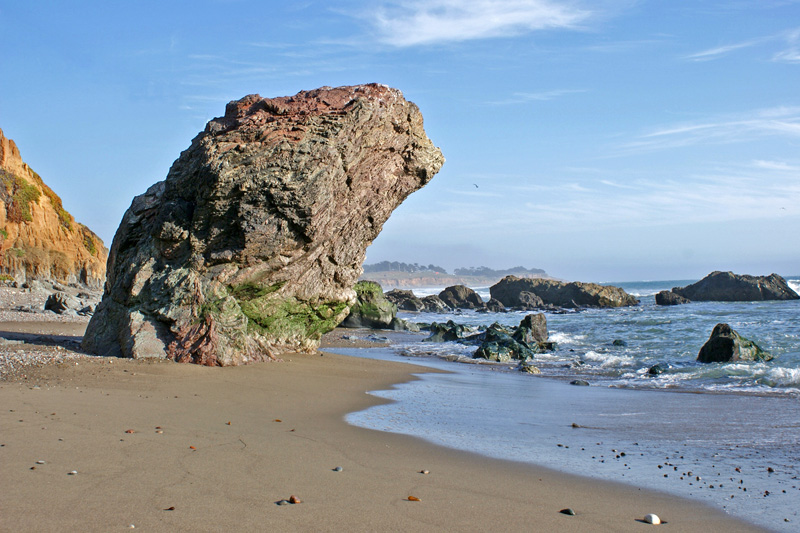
xmin=0 ymin=316 xmax=767 ymax=532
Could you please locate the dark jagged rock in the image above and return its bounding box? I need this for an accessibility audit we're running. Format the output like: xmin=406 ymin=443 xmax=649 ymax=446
xmin=697 ymin=323 xmax=773 ymax=363
xmin=673 ymin=271 xmax=799 ymax=302
xmin=438 ymin=284 xmax=484 ymax=309
xmin=424 ymin=320 xmax=468 ymax=342
xmin=648 ymin=363 xmax=668 ymax=375
xmin=490 ymin=276 xmax=638 ymax=309
xmin=340 ymin=281 xmax=396 ymax=329
xmin=484 ymin=298 xmax=506 ymax=312
xmin=82 ymin=84 xmax=444 ymax=365
xmin=513 ymin=313 xmax=548 ymax=346
xmin=655 ymin=290 xmax=690 ymax=306
xmin=473 ymin=315 xmax=553 ymax=362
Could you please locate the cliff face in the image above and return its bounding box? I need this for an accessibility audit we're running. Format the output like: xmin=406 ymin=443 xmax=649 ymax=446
xmin=83 ymin=84 xmax=444 ymax=365
xmin=0 ymin=127 xmax=107 ymax=288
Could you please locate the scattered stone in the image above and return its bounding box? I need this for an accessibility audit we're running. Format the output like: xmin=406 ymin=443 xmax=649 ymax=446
xmin=644 ymin=513 xmax=661 ymax=525
xmin=68 ymin=470 xmax=77 ymax=475
xmin=611 ymin=339 xmax=627 ymax=346
xmin=36 ymin=460 xmax=45 ymax=464
xmin=648 ymin=363 xmax=668 ymax=376
xmin=519 ymin=361 xmax=541 ymax=374
xmin=333 ymin=466 xmax=343 ymax=472
xmin=276 ymin=500 xmax=290 ymax=506
xmin=560 ymin=508 xmax=576 ymax=516
xmin=407 ymin=495 xmax=421 ymax=502
xmin=570 ymin=380 xmax=590 ymax=386
xmin=420 ymin=470 xmax=429 ymax=474
xmin=288 ymin=495 xmax=301 ymax=504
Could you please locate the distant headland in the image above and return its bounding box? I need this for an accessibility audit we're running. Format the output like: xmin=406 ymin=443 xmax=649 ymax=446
xmin=359 ymin=261 xmax=553 ymax=289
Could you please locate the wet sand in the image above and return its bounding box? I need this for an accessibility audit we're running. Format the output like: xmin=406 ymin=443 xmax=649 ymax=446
xmin=0 ymin=332 xmax=766 ymax=532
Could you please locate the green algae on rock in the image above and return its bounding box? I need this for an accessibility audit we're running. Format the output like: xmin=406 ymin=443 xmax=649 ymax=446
xmin=82 ymin=84 xmax=444 ymax=365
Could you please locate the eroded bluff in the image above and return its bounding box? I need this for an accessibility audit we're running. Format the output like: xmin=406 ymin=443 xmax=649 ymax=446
xmin=83 ymin=84 xmax=444 ymax=365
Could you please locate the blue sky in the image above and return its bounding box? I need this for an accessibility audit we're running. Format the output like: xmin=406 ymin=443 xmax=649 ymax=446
xmin=1 ymin=0 xmax=798 ymax=281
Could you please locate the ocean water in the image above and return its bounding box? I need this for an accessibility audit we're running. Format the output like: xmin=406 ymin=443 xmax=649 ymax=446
xmin=398 ymin=277 xmax=800 ymax=395
xmin=334 ymin=276 xmax=800 ymax=531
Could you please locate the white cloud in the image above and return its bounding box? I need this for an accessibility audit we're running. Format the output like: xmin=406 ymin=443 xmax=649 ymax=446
xmin=370 ymin=0 xmax=592 ymax=47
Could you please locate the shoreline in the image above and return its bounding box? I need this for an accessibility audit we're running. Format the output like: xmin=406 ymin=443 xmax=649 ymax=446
xmin=1 ymin=331 xmax=766 ymax=531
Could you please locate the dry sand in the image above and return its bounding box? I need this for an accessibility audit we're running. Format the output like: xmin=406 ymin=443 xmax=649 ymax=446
xmin=0 ymin=322 xmax=766 ymax=531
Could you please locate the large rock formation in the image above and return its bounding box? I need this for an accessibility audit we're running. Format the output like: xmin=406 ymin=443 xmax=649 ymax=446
xmin=671 ymin=271 xmax=798 ymax=302
xmin=83 ymin=84 xmax=444 ymax=365
xmin=0 ymin=127 xmax=106 ymax=288
xmin=490 ymin=276 xmax=638 ymax=309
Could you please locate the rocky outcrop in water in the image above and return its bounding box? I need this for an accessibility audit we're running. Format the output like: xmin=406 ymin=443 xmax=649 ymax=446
xmin=697 ymin=323 xmax=772 ymax=363
xmin=655 ymin=290 xmax=690 ymax=306
xmin=0 ymin=127 xmax=106 ymax=288
xmin=490 ymin=276 xmax=638 ymax=309
xmin=672 ymin=271 xmax=798 ymax=302
xmin=438 ymin=284 xmax=484 ymax=309
xmin=82 ymin=84 xmax=444 ymax=365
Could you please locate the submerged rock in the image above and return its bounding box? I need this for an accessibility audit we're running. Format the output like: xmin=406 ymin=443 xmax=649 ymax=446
xmin=490 ymin=276 xmax=638 ymax=309
xmin=82 ymin=84 xmax=444 ymax=365
xmin=697 ymin=323 xmax=773 ymax=363
xmin=673 ymin=271 xmax=799 ymax=302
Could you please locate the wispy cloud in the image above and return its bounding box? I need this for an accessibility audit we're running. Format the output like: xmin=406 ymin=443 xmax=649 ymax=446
xmin=685 ymin=26 xmax=800 ymax=62
xmin=617 ymin=106 xmax=800 ymax=153
xmin=773 ymin=27 xmax=800 ymax=62
xmin=752 ymin=159 xmax=800 ymax=171
xmin=685 ymin=39 xmax=761 ymax=61
xmin=369 ymin=0 xmax=592 ymax=47
xmin=490 ymin=88 xmax=587 ymax=105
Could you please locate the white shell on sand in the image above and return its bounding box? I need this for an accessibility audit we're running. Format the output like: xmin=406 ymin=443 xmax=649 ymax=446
xmin=644 ymin=513 xmax=661 ymax=525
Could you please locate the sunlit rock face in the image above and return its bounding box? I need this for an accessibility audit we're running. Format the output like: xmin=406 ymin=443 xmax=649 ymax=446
xmin=0 ymin=127 xmax=106 ymax=288
xmin=83 ymin=84 xmax=444 ymax=365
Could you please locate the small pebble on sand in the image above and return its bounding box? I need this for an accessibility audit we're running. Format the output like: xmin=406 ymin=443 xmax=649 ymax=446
xmin=333 ymin=466 xmax=343 ymax=472
xmin=68 ymin=470 xmax=77 ymax=475
xmin=644 ymin=513 xmax=661 ymax=525
xmin=560 ymin=508 xmax=576 ymax=516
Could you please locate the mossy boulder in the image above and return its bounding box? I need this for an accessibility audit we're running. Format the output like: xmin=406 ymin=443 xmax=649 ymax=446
xmin=697 ymin=323 xmax=773 ymax=363
xmin=340 ymin=281 xmax=397 ymax=329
